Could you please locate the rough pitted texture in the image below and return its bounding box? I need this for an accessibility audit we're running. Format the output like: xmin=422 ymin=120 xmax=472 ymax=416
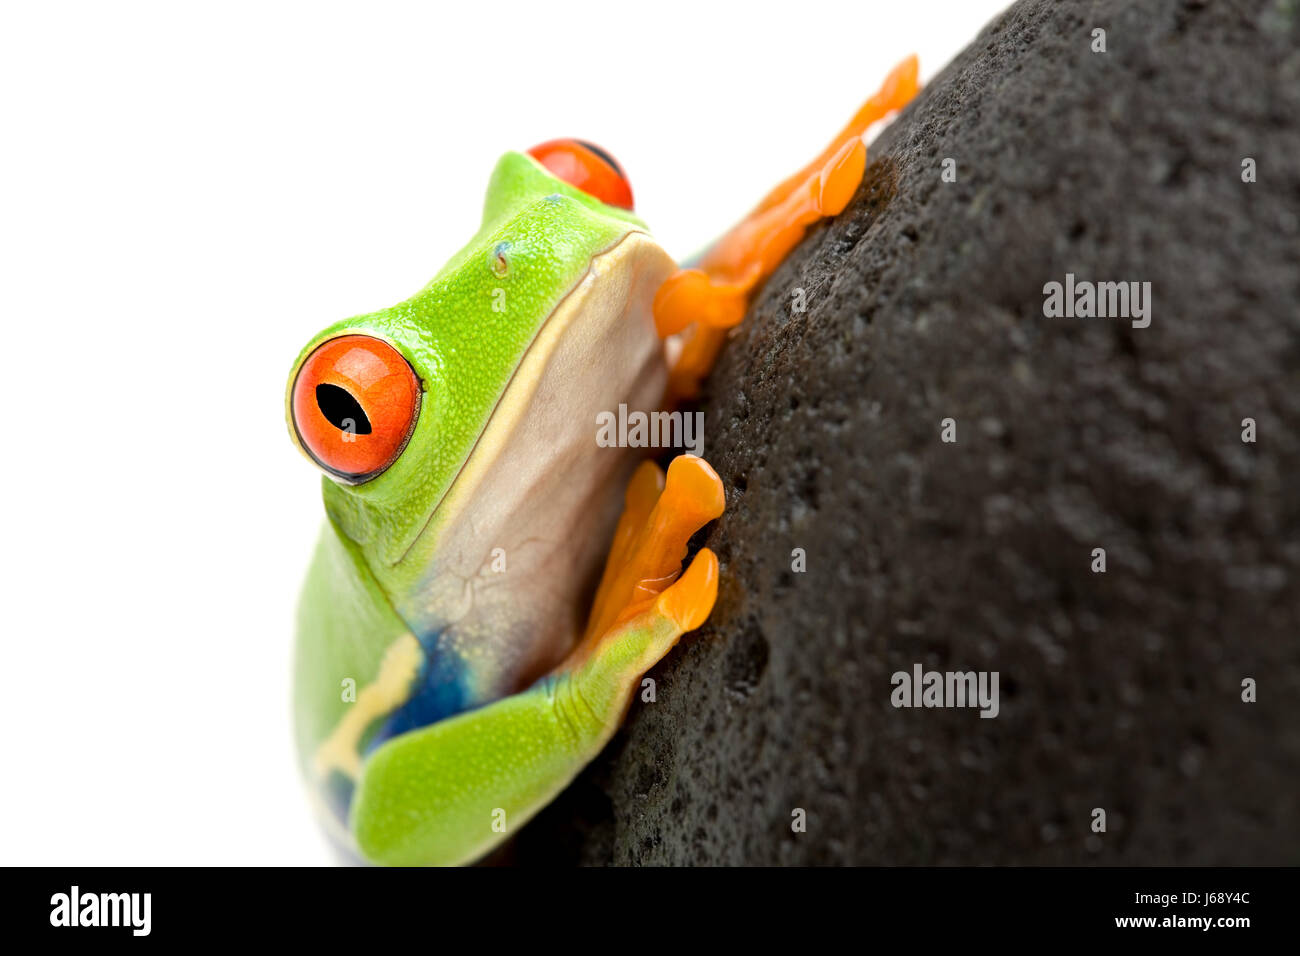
xmin=514 ymin=0 xmax=1300 ymax=865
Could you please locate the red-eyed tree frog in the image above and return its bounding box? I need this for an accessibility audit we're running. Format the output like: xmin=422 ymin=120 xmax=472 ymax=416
xmin=286 ymin=58 xmax=919 ymax=865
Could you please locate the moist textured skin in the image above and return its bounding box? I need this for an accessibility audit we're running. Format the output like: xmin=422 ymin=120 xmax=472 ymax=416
xmin=512 ymin=0 xmax=1300 ymax=865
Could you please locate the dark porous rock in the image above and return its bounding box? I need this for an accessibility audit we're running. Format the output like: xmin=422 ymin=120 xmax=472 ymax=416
xmin=515 ymin=0 xmax=1300 ymax=864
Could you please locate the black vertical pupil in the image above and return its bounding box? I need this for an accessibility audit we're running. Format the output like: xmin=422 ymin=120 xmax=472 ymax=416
xmin=316 ymin=384 xmax=372 ymax=434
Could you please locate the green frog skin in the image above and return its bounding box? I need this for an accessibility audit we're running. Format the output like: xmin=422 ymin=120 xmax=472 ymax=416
xmin=286 ymin=57 xmax=920 ymax=866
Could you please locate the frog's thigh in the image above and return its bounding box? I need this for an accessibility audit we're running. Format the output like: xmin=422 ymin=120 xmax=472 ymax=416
xmin=314 ymin=632 xmax=423 ymax=780
xmin=349 ymin=554 xmax=718 ymax=867
xmin=349 ymin=681 xmax=583 ymax=866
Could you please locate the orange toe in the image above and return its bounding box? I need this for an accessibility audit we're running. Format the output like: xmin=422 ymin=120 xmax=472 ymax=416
xmin=660 ymin=454 xmax=726 ymax=528
xmin=588 ymin=460 xmax=666 ymax=632
xmin=657 ymin=548 xmax=719 ymax=631
xmin=581 ymin=455 xmax=725 ymax=644
xmin=819 ymin=138 xmax=867 ymax=217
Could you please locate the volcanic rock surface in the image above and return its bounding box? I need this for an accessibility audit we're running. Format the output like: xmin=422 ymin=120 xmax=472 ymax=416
xmin=515 ymin=0 xmax=1300 ymax=865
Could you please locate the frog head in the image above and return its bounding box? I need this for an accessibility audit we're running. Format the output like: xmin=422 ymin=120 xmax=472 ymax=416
xmin=285 ymin=144 xmax=659 ymax=610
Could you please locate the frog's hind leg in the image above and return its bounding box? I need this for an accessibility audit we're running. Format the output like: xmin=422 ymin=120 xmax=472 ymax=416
xmin=349 ymin=546 xmax=720 ymax=866
xmin=654 ymin=54 xmax=920 ymax=400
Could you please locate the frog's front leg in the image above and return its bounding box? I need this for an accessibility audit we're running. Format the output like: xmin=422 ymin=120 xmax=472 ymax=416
xmin=654 ymin=54 xmax=921 ymax=400
xmin=350 ymin=456 xmax=724 ymax=866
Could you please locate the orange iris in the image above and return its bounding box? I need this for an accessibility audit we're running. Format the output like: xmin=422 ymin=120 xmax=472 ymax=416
xmin=290 ymin=334 xmax=421 ymax=482
xmin=527 ymin=138 xmax=634 ymax=211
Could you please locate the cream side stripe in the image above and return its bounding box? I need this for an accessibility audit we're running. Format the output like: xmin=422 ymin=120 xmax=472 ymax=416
xmin=313 ymin=632 xmax=424 ymax=780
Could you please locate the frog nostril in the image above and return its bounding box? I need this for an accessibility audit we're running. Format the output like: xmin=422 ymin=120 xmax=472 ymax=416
xmin=315 ymin=383 xmax=372 ymax=435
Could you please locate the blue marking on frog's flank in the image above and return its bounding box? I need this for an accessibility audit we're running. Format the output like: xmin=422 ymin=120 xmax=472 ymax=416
xmin=364 ymin=629 xmax=470 ymax=753
xmin=323 ymin=769 xmax=355 ymax=828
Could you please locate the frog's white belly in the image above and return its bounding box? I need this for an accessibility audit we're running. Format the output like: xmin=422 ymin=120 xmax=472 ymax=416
xmin=398 ymin=231 xmax=678 ymax=702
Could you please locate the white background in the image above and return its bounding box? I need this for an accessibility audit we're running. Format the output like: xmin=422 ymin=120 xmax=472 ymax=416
xmin=0 ymin=0 xmax=1009 ymax=865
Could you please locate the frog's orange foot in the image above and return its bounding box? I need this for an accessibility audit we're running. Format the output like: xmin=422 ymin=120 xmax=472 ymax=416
xmin=654 ymin=55 xmax=920 ymax=402
xmin=753 ymin=53 xmax=919 ymax=218
xmin=653 ymin=268 xmax=752 ymax=338
xmin=578 ymin=455 xmax=725 ymax=655
xmin=652 ymin=138 xmax=864 ymax=343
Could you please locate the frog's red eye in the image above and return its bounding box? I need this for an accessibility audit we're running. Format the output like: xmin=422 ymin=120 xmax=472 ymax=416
xmin=290 ymin=334 xmax=421 ymax=483
xmin=527 ymin=139 xmax=634 ymax=211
